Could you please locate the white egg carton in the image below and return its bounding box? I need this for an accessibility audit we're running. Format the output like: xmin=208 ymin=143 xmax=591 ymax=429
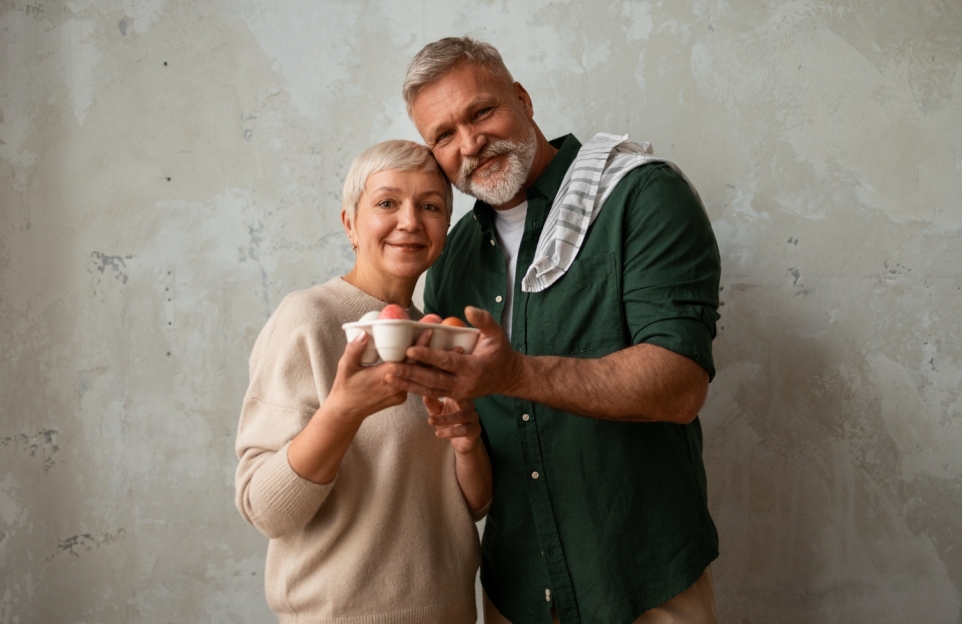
xmin=342 ymin=319 xmax=480 ymax=364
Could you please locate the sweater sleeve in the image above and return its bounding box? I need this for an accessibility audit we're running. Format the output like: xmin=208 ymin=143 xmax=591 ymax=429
xmin=234 ymin=290 xmax=340 ymax=539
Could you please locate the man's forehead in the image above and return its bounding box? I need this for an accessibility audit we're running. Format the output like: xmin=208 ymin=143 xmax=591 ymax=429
xmin=412 ymin=64 xmax=510 ymax=126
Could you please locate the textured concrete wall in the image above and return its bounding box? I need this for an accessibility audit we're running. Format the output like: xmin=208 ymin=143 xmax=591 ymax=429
xmin=1 ymin=1 xmax=959 ymax=622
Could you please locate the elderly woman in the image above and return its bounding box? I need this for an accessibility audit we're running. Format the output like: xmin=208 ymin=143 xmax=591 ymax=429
xmin=235 ymin=140 xmax=491 ymax=623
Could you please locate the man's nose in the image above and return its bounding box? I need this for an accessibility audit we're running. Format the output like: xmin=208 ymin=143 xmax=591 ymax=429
xmin=458 ymin=125 xmax=486 ymax=157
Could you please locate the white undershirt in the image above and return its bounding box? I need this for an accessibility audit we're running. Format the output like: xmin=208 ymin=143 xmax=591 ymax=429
xmin=493 ymin=201 xmax=528 ymax=340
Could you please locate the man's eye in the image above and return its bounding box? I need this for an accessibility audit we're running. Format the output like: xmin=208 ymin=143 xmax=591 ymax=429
xmin=474 ymin=107 xmax=492 ymax=119
xmin=435 ymin=131 xmax=453 ymax=143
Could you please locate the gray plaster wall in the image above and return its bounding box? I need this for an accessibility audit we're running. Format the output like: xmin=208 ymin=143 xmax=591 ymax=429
xmin=1 ymin=1 xmax=960 ymax=622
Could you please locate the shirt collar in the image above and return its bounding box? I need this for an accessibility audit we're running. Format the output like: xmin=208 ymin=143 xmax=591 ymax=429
xmin=471 ymin=134 xmax=582 ymax=230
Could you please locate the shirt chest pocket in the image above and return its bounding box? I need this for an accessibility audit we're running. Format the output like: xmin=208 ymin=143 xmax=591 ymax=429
xmin=524 ymin=252 xmax=626 ymax=357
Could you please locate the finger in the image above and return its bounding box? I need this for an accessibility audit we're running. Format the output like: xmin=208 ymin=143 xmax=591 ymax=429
xmin=413 ymin=328 xmax=433 ymax=347
xmin=428 ymin=411 xmax=473 ymax=427
xmin=385 ymin=371 xmax=453 ymax=399
xmin=434 ymin=424 xmax=472 ymax=439
xmin=465 ymin=306 xmax=501 ymax=336
xmin=422 ymin=395 xmax=444 ymax=415
xmin=404 ymin=345 xmax=463 ymax=372
xmin=452 ymin=397 xmax=475 ymax=412
xmin=339 ymin=331 xmax=370 ymax=370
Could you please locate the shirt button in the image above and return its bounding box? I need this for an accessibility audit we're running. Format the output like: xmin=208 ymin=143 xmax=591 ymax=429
xmin=490 ymin=238 xmax=496 ymax=246
xmin=522 ymin=413 xmax=530 ymax=422
xmin=531 ymin=471 xmax=539 ymax=479
xmin=495 ymin=295 xmax=503 ymax=303
xmin=545 ymin=589 xmax=551 ymax=602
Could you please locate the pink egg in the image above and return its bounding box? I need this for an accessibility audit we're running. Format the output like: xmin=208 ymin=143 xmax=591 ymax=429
xmin=378 ymin=304 xmax=409 ymax=320
xmin=420 ymin=314 xmax=442 ymax=324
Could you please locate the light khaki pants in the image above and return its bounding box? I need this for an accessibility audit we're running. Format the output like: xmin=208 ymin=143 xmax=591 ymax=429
xmin=483 ymin=567 xmax=717 ymax=624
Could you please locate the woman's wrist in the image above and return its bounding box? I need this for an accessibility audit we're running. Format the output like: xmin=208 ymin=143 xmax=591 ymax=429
xmin=288 ymin=400 xmax=363 ymax=484
xmin=317 ymin=391 xmax=365 ymax=427
xmin=453 ymin=437 xmax=484 ymax=462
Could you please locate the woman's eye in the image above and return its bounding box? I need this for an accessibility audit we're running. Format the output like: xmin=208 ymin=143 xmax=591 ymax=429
xmin=421 ymin=203 xmax=441 ymax=212
xmin=377 ymin=200 xmax=394 ymax=208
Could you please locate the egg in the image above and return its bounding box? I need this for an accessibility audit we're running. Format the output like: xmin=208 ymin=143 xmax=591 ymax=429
xmin=440 ymin=316 xmax=466 ymax=327
xmin=420 ymin=314 xmax=442 ymax=324
xmin=359 ymin=311 xmax=380 ymax=322
xmin=379 ymin=304 xmax=409 ymax=320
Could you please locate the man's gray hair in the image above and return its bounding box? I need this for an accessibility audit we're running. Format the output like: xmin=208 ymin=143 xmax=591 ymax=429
xmin=341 ymin=140 xmax=452 ymax=227
xmin=403 ymin=36 xmax=515 ymax=115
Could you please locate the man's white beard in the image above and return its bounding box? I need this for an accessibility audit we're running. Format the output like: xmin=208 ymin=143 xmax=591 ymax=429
xmin=455 ymin=125 xmax=537 ymax=207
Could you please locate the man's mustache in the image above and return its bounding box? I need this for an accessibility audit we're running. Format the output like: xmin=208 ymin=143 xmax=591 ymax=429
xmin=457 ymin=140 xmax=517 ymax=184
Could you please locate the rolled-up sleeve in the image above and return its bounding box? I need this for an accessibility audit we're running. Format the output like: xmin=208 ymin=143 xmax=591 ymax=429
xmin=619 ymin=164 xmax=721 ymax=379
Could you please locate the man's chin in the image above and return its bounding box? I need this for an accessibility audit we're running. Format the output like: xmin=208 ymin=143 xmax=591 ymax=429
xmin=472 ymin=188 xmax=521 ymax=207
xmin=460 ymin=177 xmax=522 ymax=207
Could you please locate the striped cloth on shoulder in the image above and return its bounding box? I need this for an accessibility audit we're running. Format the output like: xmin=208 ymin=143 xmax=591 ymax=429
xmin=520 ymin=132 xmax=704 ymax=293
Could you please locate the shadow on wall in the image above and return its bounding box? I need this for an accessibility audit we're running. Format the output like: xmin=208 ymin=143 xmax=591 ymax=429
xmin=701 ymin=276 xmax=961 ymax=623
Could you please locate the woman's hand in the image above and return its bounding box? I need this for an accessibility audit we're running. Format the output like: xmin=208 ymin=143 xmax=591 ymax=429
xmin=423 ymin=395 xmax=492 ymax=514
xmin=288 ymin=332 xmax=406 ymax=484
xmin=326 ymin=332 xmax=408 ymax=423
xmin=423 ymin=396 xmax=482 ymax=455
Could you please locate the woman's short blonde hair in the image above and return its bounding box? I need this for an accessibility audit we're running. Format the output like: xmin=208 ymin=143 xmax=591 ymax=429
xmin=341 ymin=140 xmax=453 ymax=227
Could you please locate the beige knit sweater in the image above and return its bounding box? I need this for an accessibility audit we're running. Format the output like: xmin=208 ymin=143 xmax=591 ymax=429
xmin=235 ymin=277 xmax=481 ymax=624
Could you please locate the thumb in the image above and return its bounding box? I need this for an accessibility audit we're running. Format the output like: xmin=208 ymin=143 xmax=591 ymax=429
xmin=422 ymin=395 xmax=444 ymax=415
xmin=465 ymin=306 xmax=501 ymax=336
xmin=341 ymin=330 xmax=369 ymax=369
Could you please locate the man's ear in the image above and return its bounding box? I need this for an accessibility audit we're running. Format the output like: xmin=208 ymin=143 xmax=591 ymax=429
xmin=515 ymin=82 xmax=534 ymax=119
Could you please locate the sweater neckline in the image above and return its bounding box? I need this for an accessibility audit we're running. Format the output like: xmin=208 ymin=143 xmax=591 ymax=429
xmin=328 ymin=276 xmax=422 ymax=320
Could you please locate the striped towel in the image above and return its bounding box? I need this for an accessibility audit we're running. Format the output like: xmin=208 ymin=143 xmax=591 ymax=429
xmin=521 ymin=132 xmax=704 ymax=293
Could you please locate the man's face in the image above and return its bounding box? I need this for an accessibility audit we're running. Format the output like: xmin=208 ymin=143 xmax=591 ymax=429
xmin=411 ymin=62 xmax=538 ymax=208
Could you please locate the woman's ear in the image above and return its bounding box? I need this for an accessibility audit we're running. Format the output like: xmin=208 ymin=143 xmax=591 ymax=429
xmin=341 ymin=207 xmax=355 ymax=247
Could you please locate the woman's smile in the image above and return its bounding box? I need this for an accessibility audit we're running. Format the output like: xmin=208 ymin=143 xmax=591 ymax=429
xmin=342 ymin=167 xmax=450 ymax=305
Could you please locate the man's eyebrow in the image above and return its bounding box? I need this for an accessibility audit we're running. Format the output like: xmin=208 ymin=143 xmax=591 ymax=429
xmin=426 ymin=95 xmax=498 ymax=139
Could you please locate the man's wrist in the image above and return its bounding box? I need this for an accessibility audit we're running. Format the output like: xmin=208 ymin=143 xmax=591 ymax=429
xmin=499 ymin=350 xmax=531 ymax=399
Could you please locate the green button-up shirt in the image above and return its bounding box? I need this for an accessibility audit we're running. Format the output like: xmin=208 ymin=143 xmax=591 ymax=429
xmin=425 ymin=135 xmax=721 ymax=624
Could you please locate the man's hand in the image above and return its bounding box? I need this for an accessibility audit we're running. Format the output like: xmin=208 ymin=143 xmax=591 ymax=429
xmin=387 ymin=306 xmax=525 ymax=400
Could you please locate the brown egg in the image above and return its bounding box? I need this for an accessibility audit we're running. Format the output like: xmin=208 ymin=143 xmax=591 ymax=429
xmin=441 ymin=316 xmax=466 ymax=327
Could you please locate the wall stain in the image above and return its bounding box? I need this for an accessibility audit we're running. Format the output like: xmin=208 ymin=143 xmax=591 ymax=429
xmin=48 ymin=529 xmax=126 ymax=560
xmin=1 ymin=429 xmax=59 ymax=473
xmin=89 ymin=251 xmax=133 ymax=284
xmin=788 ymin=267 xmax=801 ymax=285
xmin=13 ymin=1 xmax=43 ymax=18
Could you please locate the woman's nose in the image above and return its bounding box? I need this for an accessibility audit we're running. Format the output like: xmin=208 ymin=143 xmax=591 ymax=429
xmin=396 ymin=203 xmax=421 ymax=230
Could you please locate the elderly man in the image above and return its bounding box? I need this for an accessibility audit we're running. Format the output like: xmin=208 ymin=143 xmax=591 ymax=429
xmin=392 ymin=37 xmax=721 ymax=624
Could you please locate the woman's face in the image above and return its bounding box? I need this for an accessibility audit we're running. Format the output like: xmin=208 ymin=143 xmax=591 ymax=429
xmin=344 ymin=168 xmax=450 ymax=287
